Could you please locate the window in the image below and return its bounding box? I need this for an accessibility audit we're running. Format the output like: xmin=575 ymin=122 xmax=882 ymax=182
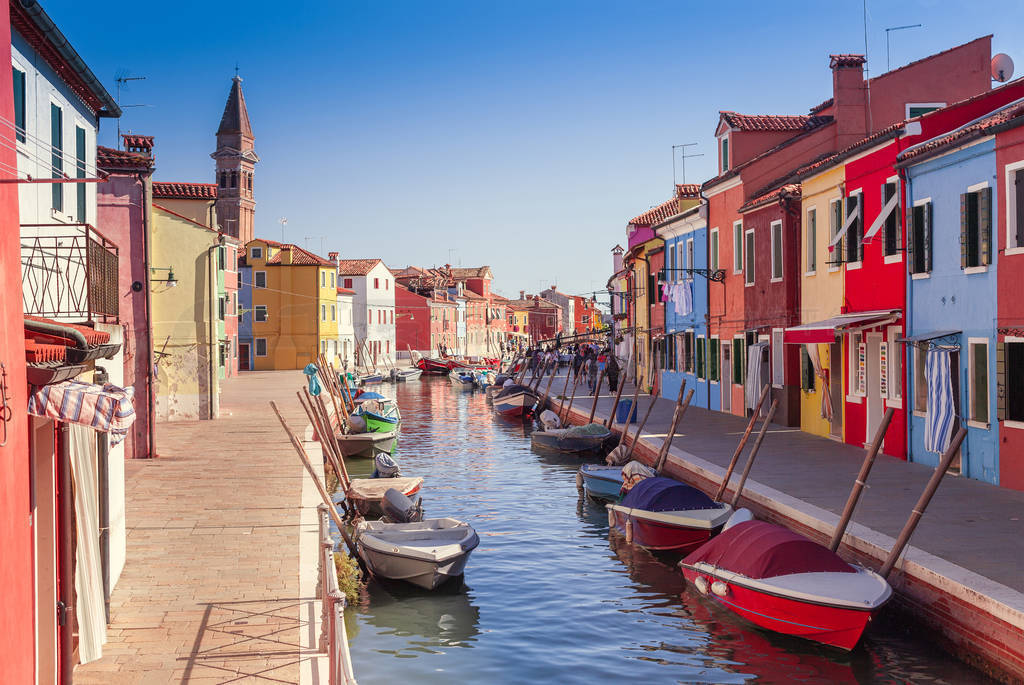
xmin=251 ymin=247 xmax=263 ymax=260
xmin=344 ymin=278 xmax=352 ymax=288
xmin=882 ymin=181 xmax=900 ymax=257
xmin=720 ymin=137 xmax=729 ymax=173
xmin=321 ymin=340 xmax=327 ymax=354
xmin=385 ymin=279 xmax=389 ymax=290
xmin=914 ymin=347 xmax=927 ymax=413
xmin=772 ymin=329 xmax=784 ymax=386
xmin=254 ymin=271 xmax=267 ymax=288
xmin=709 ymin=339 xmax=719 ymax=382
xmin=321 ymin=271 xmax=326 ymax=287
xmin=76 ymin=126 xmax=86 ymax=223
xmin=1004 ymin=341 xmax=1024 ymax=422
xmin=961 ymin=185 xmax=993 ymax=269
xmin=218 ymin=246 xmax=226 ymax=271
xmin=888 ymin=327 xmax=902 ymax=401
xmin=374 ymin=277 xmax=379 ymax=289
xmin=255 ymin=338 xmax=267 ymax=356
xmin=908 ymin=201 xmax=933 ymax=274
xmin=1007 ymin=163 xmax=1024 ymax=251
xmin=770 ymin=221 xmax=783 ymax=281
xmin=744 ymin=228 xmax=755 ymax=285
xmin=806 ymin=208 xmax=817 ymax=273
xmin=733 ymin=222 xmax=743 ymax=273
xmin=686 ymin=239 xmax=694 ymax=275
xmin=12 ymin=67 xmax=25 ymax=142
xmin=696 ymin=336 xmax=706 ymax=379
xmin=390 ymin=310 xmax=394 ymax=324
xmin=218 ymin=297 xmax=225 ymax=320
xmin=220 ymin=171 xmax=227 ymax=188
xmin=845 ymin=193 xmax=863 ymax=264
xmin=906 ymin=103 xmax=944 ymax=118
xmin=230 ymin=171 xmax=237 ymax=188
xmin=255 ymin=305 xmax=268 ymax=322
xmin=684 ymin=331 xmax=694 ymax=373
xmin=969 ymin=340 xmax=989 ymax=425
xmin=51 ymin=103 xmax=63 ymax=211
xmin=733 ymin=338 xmax=744 ymax=385
xmin=331 ymin=272 xmax=335 ymax=288
xmin=331 ymin=305 xmax=336 ymax=321
xmin=800 ymin=346 xmax=816 ymax=391
xmin=829 ymin=198 xmax=843 ymax=267
xmin=710 ymin=228 xmax=719 ymax=272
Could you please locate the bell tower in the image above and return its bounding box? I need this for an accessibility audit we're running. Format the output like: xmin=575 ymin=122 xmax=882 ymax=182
xmin=211 ymin=75 xmax=259 ymax=243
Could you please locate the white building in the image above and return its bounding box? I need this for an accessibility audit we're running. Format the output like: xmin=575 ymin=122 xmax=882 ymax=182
xmin=336 ymin=286 xmax=356 ymax=369
xmin=337 ymin=258 xmax=395 ymax=368
xmin=540 ymin=286 xmax=575 ymax=334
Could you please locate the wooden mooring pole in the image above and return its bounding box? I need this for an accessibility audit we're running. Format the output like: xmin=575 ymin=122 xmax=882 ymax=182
xmin=713 ymin=384 xmax=769 ymax=503
xmin=829 ymin=407 xmax=895 ymax=552
xmin=729 ymin=399 xmax=778 ymax=508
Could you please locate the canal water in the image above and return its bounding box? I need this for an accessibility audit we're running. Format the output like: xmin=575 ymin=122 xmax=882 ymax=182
xmin=342 ymin=376 xmax=988 ymax=684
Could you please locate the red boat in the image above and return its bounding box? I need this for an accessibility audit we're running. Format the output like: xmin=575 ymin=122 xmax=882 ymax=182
xmin=491 ymin=384 xmax=538 ymax=418
xmin=606 ymin=477 xmax=732 ymax=552
xmin=679 ymin=520 xmax=892 ymax=650
xmin=416 ymin=357 xmax=450 ymax=375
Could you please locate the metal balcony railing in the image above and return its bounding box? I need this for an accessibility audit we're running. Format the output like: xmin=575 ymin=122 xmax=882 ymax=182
xmin=317 ymin=504 xmax=358 ymax=685
xmin=20 ymin=223 xmax=119 ymax=323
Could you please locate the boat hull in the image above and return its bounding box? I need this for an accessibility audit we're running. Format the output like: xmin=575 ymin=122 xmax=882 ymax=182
xmin=335 ymin=431 xmax=397 ymax=458
xmin=356 ymin=519 xmax=480 ymax=590
xmin=417 ymin=358 xmax=450 ymax=375
xmin=579 ymin=465 xmax=623 ymax=500
xmin=531 ymin=429 xmax=611 ymax=453
xmin=680 ymin=566 xmax=876 ymax=650
xmin=493 ymin=391 xmax=538 ymax=417
xmin=608 ymin=507 xmax=725 ymax=552
xmin=394 ymin=368 xmax=423 ymax=381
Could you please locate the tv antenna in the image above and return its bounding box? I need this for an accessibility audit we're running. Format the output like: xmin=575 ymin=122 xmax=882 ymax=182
xmin=672 ymin=143 xmax=703 ymax=186
xmin=305 ymin=235 xmax=326 ymax=255
xmin=278 ymin=217 xmax=287 ymax=242
xmin=992 ymin=54 xmax=1015 ymax=83
xmin=885 ymin=24 xmax=923 ymax=71
xmin=114 ymin=73 xmax=149 ymax=148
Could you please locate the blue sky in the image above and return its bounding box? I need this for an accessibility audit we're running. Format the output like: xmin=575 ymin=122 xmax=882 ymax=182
xmin=45 ymin=0 xmax=1024 ymax=301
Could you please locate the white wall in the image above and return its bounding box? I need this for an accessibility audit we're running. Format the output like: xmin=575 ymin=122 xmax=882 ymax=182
xmin=94 ymin=323 xmax=126 ymax=593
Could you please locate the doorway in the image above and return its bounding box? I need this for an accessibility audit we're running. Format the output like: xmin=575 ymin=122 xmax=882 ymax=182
xmin=866 ymin=332 xmax=883 ymax=447
xmin=829 ymin=341 xmax=843 ymax=439
xmin=950 ymin=348 xmax=962 ymax=474
xmin=239 ymin=343 xmax=250 ymax=371
xmin=721 ymin=344 xmax=732 ymax=412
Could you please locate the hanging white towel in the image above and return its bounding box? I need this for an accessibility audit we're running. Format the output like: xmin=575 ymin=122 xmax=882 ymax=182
xmin=70 ymin=423 xmax=107 ymax=664
xmin=924 ymin=348 xmax=955 ymax=454
xmin=745 ymin=342 xmax=768 ymax=411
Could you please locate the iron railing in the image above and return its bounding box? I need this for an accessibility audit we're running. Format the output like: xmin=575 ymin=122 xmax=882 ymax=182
xmin=20 ymin=223 xmax=118 ymax=323
xmin=317 ymin=504 xmax=357 ymax=685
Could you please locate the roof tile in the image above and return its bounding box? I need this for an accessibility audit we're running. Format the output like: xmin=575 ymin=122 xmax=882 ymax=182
xmin=152 ymin=182 xmax=218 ymax=200
xmin=336 ymin=258 xmax=384 ymax=276
xmin=721 ymin=111 xmax=832 ymax=133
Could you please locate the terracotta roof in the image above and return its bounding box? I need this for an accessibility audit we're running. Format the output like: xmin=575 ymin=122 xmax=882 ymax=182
xmin=629 ymin=196 xmax=681 ymax=226
xmin=675 ymin=183 xmax=700 ymax=198
xmin=96 ymin=145 xmax=152 ymax=172
xmin=829 ymin=54 xmax=866 ymax=68
xmin=266 ymin=244 xmax=334 ymax=267
xmin=152 ymin=182 xmax=218 ymax=200
xmin=336 ymin=287 xmax=355 ymax=295
xmin=121 ymin=134 xmax=154 ymax=151
xmin=720 ymin=111 xmax=832 ymax=133
xmin=899 ymin=99 xmax=1024 ymax=164
xmin=809 ymin=97 xmax=833 ymax=114
xmin=450 ymin=266 xmax=491 ymax=279
xmin=218 ymin=76 xmax=253 ymax=137
xmin=739 ymin=184 xmax=802 ymax=214
xmin=336 ymin=258 xmax=383 ymax=276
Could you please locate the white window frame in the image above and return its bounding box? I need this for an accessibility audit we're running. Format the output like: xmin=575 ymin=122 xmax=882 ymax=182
xmin=254 ymin=305 xmax=268 ymax=322
xmin=250 ymin=246 xmax=263 ymax=260
xmin=255 ymin=338 xmax=268 ymax=357
xmin=770 ymin=220 xmax=783 ymax=282
xmin=847 ymin=332 xmax=865 ymax=402
xmin=744 ymin=227 xmax=755 ymax=286
xmin=1005 ymin=159 xmax=1024 ymax=255
xmin=1005 ymin=336 xmax=1024 ymax=429
xmin=254 ymin=271 xmax=266 ymax=288
xmin=733 ymin=221 xmax=743 ymax=274
xmin=913 ymin=345 xmax=927 ymax=416
xmin=331 ymin=304 xmax=336 ymax=321
xmin=686 ymin=238 xmax=694 ymax=275
xmin=882 ymin=176 xmax=903 ymax=264
xmin=710 ymin=227 xmax=720 ymax=273
xmin=886 ymin=325 xmax=902 ymax=408
xmin=845 ymin=189 xmax=864 ymax=270
xmin=719 ymin=135 xmax=729 ymax=173
xmin=771 ymin=328 xmax=784 ymax=388
xmin=321 ymin=271 xmax=326 ymax=287
xmin=905 ymin=102 xmax=946 ymax=119
xmin=967 ymin=337 xmax=990 ymax=429
xmin=963 ymin=181 xmax=991 ymax=274
xmin=805 ymin=207 xmax=817 ymax=275
xmin=828 ymin=197 xmax=843 ymax=273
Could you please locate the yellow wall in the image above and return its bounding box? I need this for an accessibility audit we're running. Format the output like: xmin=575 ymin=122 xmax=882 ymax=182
xmin=151 ymin=208 xmax=219 ymax=421
xmin=630 ymin=241 xmax=657 ymax=390
xmin=154 ymin=198 xmax=216 ymax=228
xmin=798 ymin=165 xmax=846 ymax=438
xmin=248 ymin=240 xmax=338 ymax=370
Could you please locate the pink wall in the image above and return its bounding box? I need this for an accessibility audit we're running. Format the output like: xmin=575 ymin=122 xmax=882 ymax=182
xmin=730 ymin=129 xmax=802 ymax=169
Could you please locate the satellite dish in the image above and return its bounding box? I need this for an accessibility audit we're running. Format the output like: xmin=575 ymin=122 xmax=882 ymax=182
xmin=992 ymin=53 xmax=1014 ymax=83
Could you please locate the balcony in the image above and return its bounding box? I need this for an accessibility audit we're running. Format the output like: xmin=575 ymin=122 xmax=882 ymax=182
xmin=21 ymin=223 xmax=119 ymax=323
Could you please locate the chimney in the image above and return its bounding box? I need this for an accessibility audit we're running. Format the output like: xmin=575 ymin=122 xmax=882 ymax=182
xmin=328 ymin=251 xmax=339 ymax=262
xmin=830 ymin=54 xmax=869 ymax=147
xmin=520 ymin=290 xmax=525 ymax=300
xmin=121 ymin=133 xmax=154 ymax=156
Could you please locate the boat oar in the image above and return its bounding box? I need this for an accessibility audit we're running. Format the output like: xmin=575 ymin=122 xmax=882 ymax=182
xmin=728 ymin=399 xmax=778 ymax=508
xmin=620 ymin=390 xmax=660 ymax=463
xmin=653 ymin=380 xmax=691 ymax=474
xmin=828 ymin=407 xmax=895 ymax=552
xmin=587 ymin=364 xmax=608 ymax=424
xmin=713 ymin=384 xmax=770 ymax=502
xmin=269 ymin=401 xmax=360 ymax=561
xmin=604 ymin=349 xmax=633 ymax=429
xmin=560 ymin=361 xmax=586 ymax=424
xmin=879 ymin=426 xmax=967 ymax=578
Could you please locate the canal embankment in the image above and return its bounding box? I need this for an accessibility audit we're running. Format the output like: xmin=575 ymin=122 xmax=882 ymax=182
xmin=551 ymin=381 xmax=1024 ymax=684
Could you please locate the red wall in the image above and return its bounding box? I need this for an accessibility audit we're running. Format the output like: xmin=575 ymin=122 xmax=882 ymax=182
xmin=0 ymin=0 xmax=37 ymax=678
xmin=707 ymin=182 xmax=748 ymax=416
xmin=649 ymin=249 xmax=665 ymax=334
xmin=395 ymin=288 xmax=432 ymax=351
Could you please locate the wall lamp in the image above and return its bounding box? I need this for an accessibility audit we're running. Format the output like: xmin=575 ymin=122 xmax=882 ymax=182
xmin=151 ymin=266 xmax=178 ymax=287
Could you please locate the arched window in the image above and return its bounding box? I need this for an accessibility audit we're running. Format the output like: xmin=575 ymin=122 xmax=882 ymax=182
xmin=230 ymin=171 xmax=237 ymax=188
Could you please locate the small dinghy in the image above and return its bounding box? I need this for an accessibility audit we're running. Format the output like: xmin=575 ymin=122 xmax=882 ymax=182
xmin=356 ymin=517 xmax=480 ymax=590
xmin=344 ymin=477 xmax=424 ymax=517
xmin=492 ymin=384 xmax=538 ymax=417
xmin=417 ymin=357 xmax=450 ymax=375
xmin=531 ymin=422 xmax=611 ymax=453
xmin=607 ymin=476 xmax=731 ymax=552
xmin=391 ymin=368 xmax=423 ymax=382
xmin=449 ymin=369 xmax=475 ymax=388
xmin=335 ymin=428 xmax=398 ymax=458
xmin=679 ymin=520 xmax=891 ymax=650
xmin=578 ymin=464 xmax=624 ymax=501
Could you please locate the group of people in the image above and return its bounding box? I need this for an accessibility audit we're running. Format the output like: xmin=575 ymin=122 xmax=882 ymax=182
xmin=521 ymin=341 xmax=620 ymax=394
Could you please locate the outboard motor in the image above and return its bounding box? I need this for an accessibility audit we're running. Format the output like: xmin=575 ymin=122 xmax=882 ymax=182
xmin=372 ymin=452 xmax=401 ymax=478
xmin=381 ymin=487 xmax=423 ymax=523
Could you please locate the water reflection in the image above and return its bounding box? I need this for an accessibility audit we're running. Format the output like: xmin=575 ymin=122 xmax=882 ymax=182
xmin=359 ymin=579 xmax=480 ymax=654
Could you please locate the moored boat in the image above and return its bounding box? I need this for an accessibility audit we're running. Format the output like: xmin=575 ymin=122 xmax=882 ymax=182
xmin=492 ymin=384 xmax=538 ymax=417
xmin=344 ymin=476 xmax=424 ymax=517
xmin=679 ymin=520 xmax=891 ymax=650
xmin=531 ymin=423 xmax=611 ymax=453
xmin=417 ymin=357 xmax=450 ymax=375
xmin=335 ymin=429 xmax=398 ymax=458
xmin=578 ymin=464 xmax=624 ymax=501
xmin=607 ymin=476 xmax=731 ymax=552
xmin=392 ymin=367 xmax=423 ymax=382
xmin=449 ymin=369 xmax=476 ymax=387
xmin=355 ymin=518 xmax=480 ymax=590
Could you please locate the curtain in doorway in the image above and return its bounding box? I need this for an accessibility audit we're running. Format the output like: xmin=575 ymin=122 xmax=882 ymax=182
xmin=745 ymin=342 xmax=768 ymax=412
xmin=924 ymin=348 xmax=955 ymax=453
xmin=805 ymin=344 xmax=833 ymax=421
xmin=69 ymin=423 xmax=107 ymax=663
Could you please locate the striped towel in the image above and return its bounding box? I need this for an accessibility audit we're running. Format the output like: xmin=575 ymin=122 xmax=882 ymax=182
xmin=924 ymin=348 xmax=955 ymax=454
xmin=28 ymin=381 xmax=137 ymax=446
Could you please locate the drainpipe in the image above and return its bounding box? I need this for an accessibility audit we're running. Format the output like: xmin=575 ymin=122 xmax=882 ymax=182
xmin=57 ymin=423 xmax=73 ymax=685
xmin=699 ymin=188 xmax=712 ymax=410
xmin=207 ymin=237 xmax=224 ymax=418
xmin=898 ymin=162 xmax=913 ymax=461
xmin=94 ymin=366 xmax=111 ymax=623
xmin=139 ymin=173 xmax=156 ymax=457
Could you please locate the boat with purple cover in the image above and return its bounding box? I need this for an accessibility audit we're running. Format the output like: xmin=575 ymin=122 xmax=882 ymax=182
xmin=606 ymin=477 xmax=731 ymax=552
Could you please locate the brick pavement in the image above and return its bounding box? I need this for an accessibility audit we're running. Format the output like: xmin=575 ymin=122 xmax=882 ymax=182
xmin=76 ymin=371 xmax=326 ymax=684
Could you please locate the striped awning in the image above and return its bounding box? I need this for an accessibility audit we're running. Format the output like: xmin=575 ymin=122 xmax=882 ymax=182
xmin=28 ymin=380 xmax=136 ymax=446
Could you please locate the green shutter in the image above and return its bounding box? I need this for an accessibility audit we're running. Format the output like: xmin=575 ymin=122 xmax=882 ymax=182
xmin=997 ymin=341 xmax=1006 ymax=421
xmin=907 ymin=205 xmax=917 ymax=274
xmin=960 ymin=193 xmax=968 ymax=269
xmin=800 ymin=346 xmax=809 ymax=391
xmin=12 ymin=68 xmax=25 ymax=142
xmin=980 ymin=186 xmax=993 ymax=265
xmin=697 ymin=338 xmax=705 ymax=379
xmin=924 ymin=202 xmax=933 ymax=272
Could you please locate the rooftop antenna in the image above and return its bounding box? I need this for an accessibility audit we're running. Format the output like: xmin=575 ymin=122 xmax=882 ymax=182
xmin=114 ymin=74 xmax=148 ymax=149
xmin=992 ymin=53 xmax=1015 ymax=83
xmin=885 ymin=24 xmax=922 ymax=71
xmin=278 ymin=217 xmax=287 ymax=242
xmin=672 ymin=143 xmax=703 ymax=187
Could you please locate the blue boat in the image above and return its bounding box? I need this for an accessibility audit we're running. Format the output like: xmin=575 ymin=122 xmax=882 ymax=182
xmin=579 ymin=464 xmax=623 ymax=501
xmin=449 ymin=370 xmax=475 ymax=388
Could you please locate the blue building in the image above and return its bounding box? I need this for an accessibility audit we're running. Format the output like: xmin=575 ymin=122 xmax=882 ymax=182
xmin=237 ymin=253 xmax=254 ymax=370
xmin=657 ymin=205 xmax=719 ymax=410
xmin=900 ymin=135 xmax=999 ymax=484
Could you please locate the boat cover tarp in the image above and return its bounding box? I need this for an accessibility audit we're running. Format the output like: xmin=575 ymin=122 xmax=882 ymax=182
xmin=682 ymin=520 xmax=855 ymax=579
xmin=355 ymin=391 xmax=386 ymax=401
xmin=495 ymin=384 xmax=532 ymax=399
xmin=563 ymin=422 xmax=609 ymax=437
xmin=620 ymin=476 xmax=716 ymax=512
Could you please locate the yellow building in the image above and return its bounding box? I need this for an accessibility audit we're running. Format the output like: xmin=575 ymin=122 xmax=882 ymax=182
xmin=797 ymin=164 xmax=847 ymax=439
xmin=245 ymin=239 xmax=339 ymax=370
xmin=150 ymin=184 xmax=225 ymax=421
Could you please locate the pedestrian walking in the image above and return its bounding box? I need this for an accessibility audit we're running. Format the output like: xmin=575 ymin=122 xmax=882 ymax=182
xmin=606 ymin=350 xmax=620 ymax=394
xmin=587 ymin=349 xmax=598 ymax=393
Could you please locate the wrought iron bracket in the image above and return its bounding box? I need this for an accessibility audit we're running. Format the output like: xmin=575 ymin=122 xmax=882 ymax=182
xmin=660 ymin=267 xmax=726 ymax=282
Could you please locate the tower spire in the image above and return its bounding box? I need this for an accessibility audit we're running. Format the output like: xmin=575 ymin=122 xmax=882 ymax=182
xmin=212 ymin=75 xmax=258 ymax=244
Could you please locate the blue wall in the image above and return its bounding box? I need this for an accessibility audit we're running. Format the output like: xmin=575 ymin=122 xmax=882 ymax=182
xmin=905 ymin=138 xmax=999 ymax=485
xmin=660 ymin=221 xmax=719 ymax=411
xmin=238 ymin=264 xmax=253 ymax=369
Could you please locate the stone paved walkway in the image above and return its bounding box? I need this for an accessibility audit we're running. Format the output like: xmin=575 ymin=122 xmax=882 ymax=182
xmin=76 ymin=371 xmax=325 ymax=684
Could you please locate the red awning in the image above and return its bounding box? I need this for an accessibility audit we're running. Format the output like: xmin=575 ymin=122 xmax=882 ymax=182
xmin=784 ymin=310 xmax=900 ymax=344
